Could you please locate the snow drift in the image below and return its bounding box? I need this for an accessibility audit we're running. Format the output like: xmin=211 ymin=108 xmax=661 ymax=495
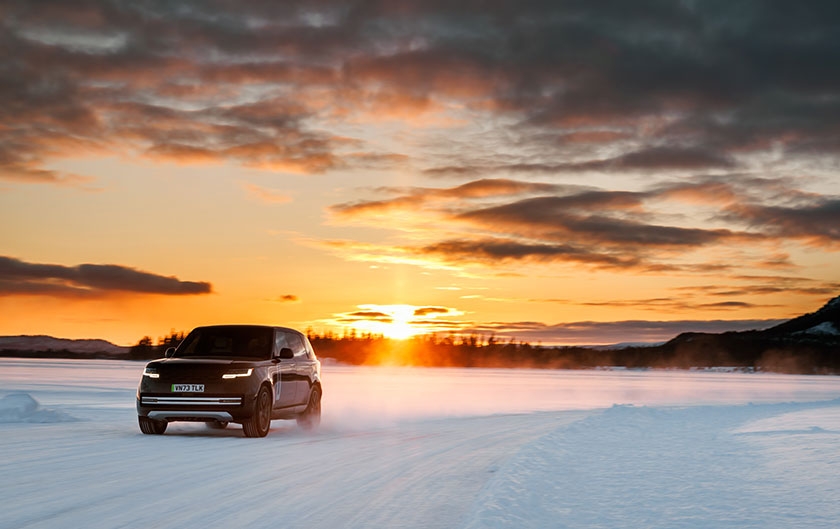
xmin=0 ymin=392 xmax=78 ymax=423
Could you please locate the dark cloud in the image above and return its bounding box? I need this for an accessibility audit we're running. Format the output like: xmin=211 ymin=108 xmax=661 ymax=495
xmin=340 ymin=311 xmax=393 ymax=324
xmin=331 ymin=178 xmax=568 ymax=217
xmin=723 ymin=199 xmax=840 ymax=246
xmin=443 ymin=179 xmax=562 ymax=198
xmin=0 ymin=256 xmax=212 ymax=297
xmin=0 ymin=279 xmax=98 ymax=298
xmin=0 ymin=3 xmax=361 ymax=181
xmin=457 ymin=193 xmax=753 ymax=249
xmin=543 ymin=296 xmax=781 ymax=313
xmin=344 ymin=183 xmax=724 ymax=261
xmin=326 ymin=175 xmax=840 ymax=273
xmin=526 ymin=280 xmax=840 ymax=317
xmin=413 ymin=307 xmax=452 ymax=317
xmin=699 ymin=301 xmax=757 ymax=310
xmin=597 ymin=147 xmax=737 ymax=171
xmin=676 ymin=277 xmax=840 ymax=299
xmin=424 ymin=147 xmax=738 ymax=178
xmin=417 ymin=238 xmax=640 ymax=269
xmin=3 ymin=1 xmax=840 ymax=183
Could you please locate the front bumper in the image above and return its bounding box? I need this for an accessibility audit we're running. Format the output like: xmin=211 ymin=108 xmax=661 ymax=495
xmin=136 ymin=393 xmax=256 ymax=423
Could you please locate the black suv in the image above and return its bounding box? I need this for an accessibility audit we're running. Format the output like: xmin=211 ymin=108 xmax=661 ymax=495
xmin=136 ymin=325 xmax=322 ymax=437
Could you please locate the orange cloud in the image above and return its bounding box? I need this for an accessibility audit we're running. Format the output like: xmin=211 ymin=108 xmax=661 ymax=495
xmin=323 ymin=175 xmax=840 ymax=278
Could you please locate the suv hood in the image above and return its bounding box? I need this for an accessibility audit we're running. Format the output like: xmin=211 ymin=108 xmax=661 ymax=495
xmin=154 ymin=358 xmax=261 ymax=366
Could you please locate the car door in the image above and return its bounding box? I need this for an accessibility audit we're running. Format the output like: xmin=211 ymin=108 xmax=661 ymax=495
xmin=283 ymin=332 xmax=309 ymax=405
xmin=272 ymin=330 xmax=298 ymax=408
xmin=291 ymin=332 xmax=319 ymax=405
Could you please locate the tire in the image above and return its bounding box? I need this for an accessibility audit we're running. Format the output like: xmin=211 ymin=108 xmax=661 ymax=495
xmin=242 ymin=386 xmax=272 ymax=438
xmin=138 ymin=416 xmax=167 ymax=435
xmin=296 ymin=385 xmax=321 ymax=431
xmin=207 ymin=420 xmax=229 ymax=430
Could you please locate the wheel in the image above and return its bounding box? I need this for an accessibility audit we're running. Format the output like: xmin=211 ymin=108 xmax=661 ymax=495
xmin=138 ymin=416 xmax=167 ymax=435
xmin=296 ymin=385 xmax=321 ymax=431
xmin=242 ymin=386 xmax=272 ymax=438
xmin=207 ymin=420 xmax=229 ymax=430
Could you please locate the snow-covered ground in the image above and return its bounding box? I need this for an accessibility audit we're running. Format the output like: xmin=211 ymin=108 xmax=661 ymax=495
xmin=1 ymin=359 xmax=839 ymax=529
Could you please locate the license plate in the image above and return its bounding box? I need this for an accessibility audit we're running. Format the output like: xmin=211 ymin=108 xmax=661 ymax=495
xmin=172 ymin=384 xmax=204 ymax=392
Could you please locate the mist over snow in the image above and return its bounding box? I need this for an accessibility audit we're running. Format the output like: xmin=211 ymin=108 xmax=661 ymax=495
xmin=1 ymin=359 xmax=839 ymax=529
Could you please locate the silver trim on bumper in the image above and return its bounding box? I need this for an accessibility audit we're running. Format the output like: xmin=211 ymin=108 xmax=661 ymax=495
xmin=141 ymin=396 xmax=242 ymax=405
xmin=148 ymin=411 xmax=234 ymax=421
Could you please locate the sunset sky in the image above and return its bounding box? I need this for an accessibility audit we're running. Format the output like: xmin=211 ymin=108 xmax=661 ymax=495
xmin=2 ymin=1 xmax=839 ymax=346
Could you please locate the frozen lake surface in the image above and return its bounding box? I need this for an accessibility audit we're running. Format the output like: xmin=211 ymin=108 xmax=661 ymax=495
xmin=1 ymin=359 xmax=839 ymax=528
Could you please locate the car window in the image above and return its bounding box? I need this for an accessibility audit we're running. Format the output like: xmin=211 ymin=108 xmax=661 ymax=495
xmin=303 ymin=336 xmax=316 ymax=359
xmin=285 ymin=332 xmax=305 ymax=357
xmin=274 ymin=330 xmax=289 ymax=353
xmin=176 ymin=326 xmax=273 ymax=359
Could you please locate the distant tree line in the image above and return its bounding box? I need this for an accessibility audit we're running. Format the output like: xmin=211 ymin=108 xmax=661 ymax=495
xmin=121 ymin=328 xmax=838 ymax=374
xmin=306 ymin=329 xmax=839 ymax=374
xmin=128 ymin=330 xmax=185 ymax=360
xmin=308 ymin=331 xmax=551 ymax=367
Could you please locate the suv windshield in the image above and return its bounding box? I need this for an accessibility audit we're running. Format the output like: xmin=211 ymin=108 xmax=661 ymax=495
xmin=174 ymin=326 xmax=273 ymax=359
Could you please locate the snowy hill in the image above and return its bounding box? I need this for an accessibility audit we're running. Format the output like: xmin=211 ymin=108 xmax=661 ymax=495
xmin=0 ymin=335 xmax=128 ymax=357
xmin=659 ymin=295 xmax=840 ymax=373
xmin=764 ymin=294 xmax=840 ymax=337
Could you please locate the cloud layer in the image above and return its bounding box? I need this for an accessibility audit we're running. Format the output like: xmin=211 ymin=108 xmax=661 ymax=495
xmin=327 ymin=177 xmax=839 ymax=275
xmin=3 ymin=1 xmax=839 ymax=342
xmin=0 ymin=256 xmax=212 ymax=297
xmin=3 ymin=1 xmax=839 ymax=183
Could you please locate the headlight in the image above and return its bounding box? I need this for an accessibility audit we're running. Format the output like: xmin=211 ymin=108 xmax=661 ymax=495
xmin=222 ymin=368 xmax=253 ymax=379
xmin=143 ymin=367 xmax=160 ymax=379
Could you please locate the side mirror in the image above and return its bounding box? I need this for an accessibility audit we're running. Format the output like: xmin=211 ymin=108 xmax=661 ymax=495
xmin=165 ymin=347 xmax=176 ymax=358
xmin=276 ymin=347 xmax=294 ymax=360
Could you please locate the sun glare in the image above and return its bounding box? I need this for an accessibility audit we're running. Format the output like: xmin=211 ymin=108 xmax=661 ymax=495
xmin=383 ymin=306 xmax=417 ymax=340
xmin=345 ymin=304 xmax=432 ymax=340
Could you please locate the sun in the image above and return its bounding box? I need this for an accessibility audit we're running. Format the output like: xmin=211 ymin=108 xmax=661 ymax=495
xmin=383 ymin=323 xmax=415 ymax=340
xmin=336 ymin=303 xmax=463 ymax=341
xmin=346 ymin=304 xmax=423 ymax=340
xmin=383 ymin=306 xmax=417 ymax=340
